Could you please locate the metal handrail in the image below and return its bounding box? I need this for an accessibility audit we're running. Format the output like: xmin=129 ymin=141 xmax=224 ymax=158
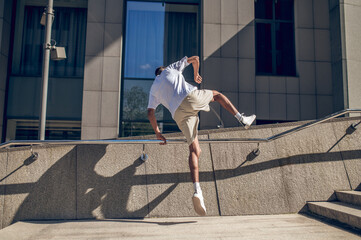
xmin=0 ymin=108 xmax=360 ymax=150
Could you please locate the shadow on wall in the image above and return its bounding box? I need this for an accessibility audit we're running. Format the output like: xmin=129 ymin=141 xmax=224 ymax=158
xmin=200 ymin=21 xmax=257 ymax=129
xmin=1 ymin=147 xmax=79 ymax=225
xmin=75 ymin=145 xmax=179 ymax=219
xmin=0 ymin=134 xmax=360 ymax=226
xmin=0 ymin=145 xmax=179 ymax=225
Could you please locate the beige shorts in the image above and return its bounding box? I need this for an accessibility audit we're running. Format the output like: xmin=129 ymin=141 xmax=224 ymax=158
xmin=174 ymin=89 xmax=214 ymax=145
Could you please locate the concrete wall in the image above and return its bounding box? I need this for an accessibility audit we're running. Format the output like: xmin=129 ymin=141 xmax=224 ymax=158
xmin=81 ymin=0 xmax=123 ymax=140
xmin=0 ymin=0 xmax=13 ymax=140
xmin=1 ymin=116 xmax=360 ymax=229
xmin=200 ymin=0 xmax=334 ymax=130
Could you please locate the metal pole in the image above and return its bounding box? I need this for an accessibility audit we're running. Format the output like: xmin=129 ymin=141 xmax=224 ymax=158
xmin=39 ymin=0 xmax=54 ymax=140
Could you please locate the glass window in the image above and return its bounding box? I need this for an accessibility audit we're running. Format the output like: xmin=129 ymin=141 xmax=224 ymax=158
xmin=255 ymin=0 xmax=273 ymax=19
xmin=121 ymin=1 xmax=199 ymax=137
xmin=124 ymin=2 xmax=165 ymax=79
xmin=275 ymin=0 xmax=293 ymax=20
xmin=276 ymin=22 xmax=295 ymax=75
xmin=6 ymin=120 xmax=81 ymax=141
xmin=122 ymin=80 xmax=153 ymax=121
xmin=6 ymin=1 xmax=87 ymax=141
xmin=256 ymin=23 xmax=272 ymax=74
xmin=15 ymin=6 xmax=87 ymax=77
xmin=255 ymin=0 xmax=295 ymax=76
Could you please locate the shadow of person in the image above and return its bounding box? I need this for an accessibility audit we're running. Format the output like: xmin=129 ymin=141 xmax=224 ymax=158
xmin=9 ymin=144 xmax=179 ymax=225
xmin=101 ymin=218 xmax=196 ymax=225
xmin=75 ymin=144 xmax=180 ymax=219
xmin=82 ymin=155 xmax=178 ymax=219
xmin=23 ymin=218 xmax=197 ymax=226
xmin=11 ymin=146 xmax=81 ymax=223
xmin=8 ymin=141 xmax=360 ymax=226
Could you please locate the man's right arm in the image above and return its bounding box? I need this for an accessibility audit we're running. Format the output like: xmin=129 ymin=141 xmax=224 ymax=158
xmin=147 ymin=108 xmax=166 ymax=145
xmin=187 ymin=56 xmax=202 ymax=84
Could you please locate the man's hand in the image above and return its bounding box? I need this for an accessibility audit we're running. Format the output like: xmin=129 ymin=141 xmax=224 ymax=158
xmin=148 ymin=108 xmax=167 ymax=145
xmin=187 ymin=56 xmax=201 ymax=84
xmin=156 ymin=132 xmax=167 ymax=145
xmin=194 ymin=73 xmax=202 ymax=84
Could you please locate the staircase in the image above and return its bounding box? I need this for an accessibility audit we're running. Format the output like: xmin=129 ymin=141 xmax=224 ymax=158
xmin=308 ymin=190 xmax=361 ymax=230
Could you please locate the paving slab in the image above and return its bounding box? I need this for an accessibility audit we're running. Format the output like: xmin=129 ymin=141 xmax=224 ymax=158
xmin=0 ymin=214 xmax=360 ymax=240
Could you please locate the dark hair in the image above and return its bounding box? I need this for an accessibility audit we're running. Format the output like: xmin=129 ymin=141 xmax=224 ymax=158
xmin=155 ymin=66 xmax=165 ymax=76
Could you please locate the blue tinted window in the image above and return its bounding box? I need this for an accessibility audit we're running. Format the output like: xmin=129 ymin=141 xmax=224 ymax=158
xmin=18 ymin=6 xmax=87 ymax=77
xmin=124 ymin=2 xmax=165 ymax=78
xmin=121 ymin=1 xmax=199 ymax=137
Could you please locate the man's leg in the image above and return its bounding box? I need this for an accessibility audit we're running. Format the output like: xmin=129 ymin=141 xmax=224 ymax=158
xmin=189 ymin=136 xmax=201 ymax=183
xmin=189 ymin=136 xmax=206 ymax=216
xmin=212 ymin=90 xmax=238 ymax=115
xmin=212 ymin=90 xmax=256 ymax=129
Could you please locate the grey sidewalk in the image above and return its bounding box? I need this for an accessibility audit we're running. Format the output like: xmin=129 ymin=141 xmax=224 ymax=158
xmin=0 ymin=214 xmax=360 ymax=240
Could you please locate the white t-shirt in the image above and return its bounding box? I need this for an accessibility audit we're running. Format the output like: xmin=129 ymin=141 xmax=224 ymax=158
xmin=147 ymin=56 xmax=197 ymax=118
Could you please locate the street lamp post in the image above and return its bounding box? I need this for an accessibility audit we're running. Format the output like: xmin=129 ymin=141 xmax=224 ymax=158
xmin=39 ymin=0 xmax=54 ymax=140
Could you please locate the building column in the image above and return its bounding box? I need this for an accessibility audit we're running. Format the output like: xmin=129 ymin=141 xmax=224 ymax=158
xmin=81 ymin=0 xmax=123 ymax=140
xmin=329 ymin=0 xmax=361 ymax=112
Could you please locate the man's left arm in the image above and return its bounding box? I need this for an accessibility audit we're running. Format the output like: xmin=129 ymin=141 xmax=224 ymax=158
xmin=147 ymin=108 xmax=167 ymax=145
xmin=187 ymin=56 xmax=202 ymax=84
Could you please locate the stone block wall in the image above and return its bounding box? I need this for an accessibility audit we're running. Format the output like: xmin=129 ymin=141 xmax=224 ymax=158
xmin=80 ymin=0 xmax=339 ymax=138
xmin=1 ymin=116 xmax=360 ymax=229
xmin=82 ymin=0 xmax=123 ymax=140
xmin=200 ymin=0 xmax=334 ymax=130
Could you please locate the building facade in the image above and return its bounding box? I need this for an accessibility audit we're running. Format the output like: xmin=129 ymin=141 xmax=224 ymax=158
xmin=0 ymin=0 xmax=360 ymax=141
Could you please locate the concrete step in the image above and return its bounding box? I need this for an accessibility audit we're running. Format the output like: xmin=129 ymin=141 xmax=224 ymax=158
xmin=308 ymin=201 xmax=361 ymax=230
xmin=336 ymin=190 xmax=361 ymax=207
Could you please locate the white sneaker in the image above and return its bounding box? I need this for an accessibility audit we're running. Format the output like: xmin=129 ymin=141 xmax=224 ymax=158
xmin=239 ymin=114 xmax=256 ymax=129
xmin=192 ymin=192 xmax=206 ymax=216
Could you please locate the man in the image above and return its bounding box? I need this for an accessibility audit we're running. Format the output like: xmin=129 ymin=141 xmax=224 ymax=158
xmin=147 ymin=56 xmax=256 ymax=216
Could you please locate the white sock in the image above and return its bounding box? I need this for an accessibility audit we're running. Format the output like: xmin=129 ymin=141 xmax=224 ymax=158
xmin=234 ymin=112 xmax=243 ymax=122
xmin=194 ymin=182 xmax=202 ymax=193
